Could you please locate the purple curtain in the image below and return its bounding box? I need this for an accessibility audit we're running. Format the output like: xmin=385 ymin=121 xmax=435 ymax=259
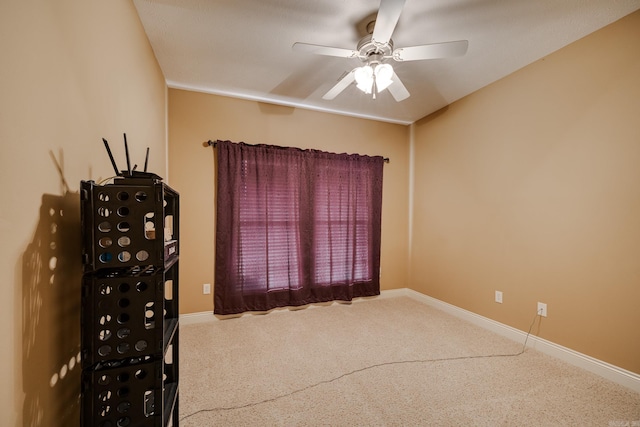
xmin=214 ymin=141 xmax=383 ymax=315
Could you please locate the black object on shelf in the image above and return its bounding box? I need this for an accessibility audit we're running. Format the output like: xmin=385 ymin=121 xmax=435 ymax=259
xmin=80 ymin=166 xmax=179 ymax=427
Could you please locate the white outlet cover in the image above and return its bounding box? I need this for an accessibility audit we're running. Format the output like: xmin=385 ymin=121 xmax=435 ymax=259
xmin=537 ymin=302 xmax=547 ymax=317
xmin=495 ymin=291 xmax=503 ymax=303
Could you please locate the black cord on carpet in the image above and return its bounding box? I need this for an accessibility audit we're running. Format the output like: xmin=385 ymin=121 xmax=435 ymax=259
xmin=180 ymin=310 xmax=542 ymax=422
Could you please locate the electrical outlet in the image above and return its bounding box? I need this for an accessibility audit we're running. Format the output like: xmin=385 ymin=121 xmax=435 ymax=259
xmin=203 ymin=283 xmax=211 ymax=295
xmin=495 ymin=291 xmax=503 ymax=304
xmin=537 ymin=302 xmax=547 ymax=317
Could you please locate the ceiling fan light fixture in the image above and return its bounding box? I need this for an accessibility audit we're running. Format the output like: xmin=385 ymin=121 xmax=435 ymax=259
xmin=355 ymin=63 xmax=394 ymax=95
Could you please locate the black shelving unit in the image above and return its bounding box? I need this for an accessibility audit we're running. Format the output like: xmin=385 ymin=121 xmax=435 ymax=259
xmin=80 ymin=174 xmax=179 ymax=427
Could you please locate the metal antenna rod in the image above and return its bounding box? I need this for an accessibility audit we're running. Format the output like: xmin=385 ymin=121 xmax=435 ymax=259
xmin=144 ymin=147 xmax=150 ymax=172
xmin=102 ymin=138 xmax=121 ymax=176
xmin=123 ymin=133 xmax=131 ymax=175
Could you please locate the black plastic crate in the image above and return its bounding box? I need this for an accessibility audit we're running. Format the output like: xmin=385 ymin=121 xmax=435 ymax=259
xmin=81 ymin=356 xmax=178 ymax=427
xmin=82 ymin=263 xmax=179 ymax=369
xmin=81 ymin=179 xmax=179 ymax=273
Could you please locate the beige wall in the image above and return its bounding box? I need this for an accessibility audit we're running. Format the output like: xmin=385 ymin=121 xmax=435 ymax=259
xmin=0 ymin=1 xmax=167 ymax=425
xmin=410 ymin=11 xmax=640 ymax=374
xmin=168 ymin=89 xmax=410 ymax=314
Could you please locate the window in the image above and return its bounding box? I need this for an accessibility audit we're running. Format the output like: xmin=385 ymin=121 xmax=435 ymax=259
xmin=313 ymin=163 xmax=373 ymax=285
xmin=237 ymin=158 xmax=301 ymax=292
xmin=214 ymin=141 xmax=383 ymax=315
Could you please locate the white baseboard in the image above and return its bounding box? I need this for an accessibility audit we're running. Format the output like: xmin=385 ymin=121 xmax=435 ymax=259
xmin=389 ymin=288 xmax=640 ymax=393
xmin=179 ymin=300 xmax=343 ymax=324
xmin=179 ymin=311 xmax=217 ymax=325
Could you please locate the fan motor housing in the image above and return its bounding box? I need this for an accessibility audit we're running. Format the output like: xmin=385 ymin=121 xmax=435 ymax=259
xmin=357 ymin=34 xmax=394 ymax=61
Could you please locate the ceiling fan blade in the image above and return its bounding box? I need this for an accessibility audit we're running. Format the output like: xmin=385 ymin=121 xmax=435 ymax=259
xmin=372 ymin=0 xmax=406 ymax=46
xmin=292 ymin=42 xmax=358 ymax=58
xmin=387 ymin=72 xmax=410 ymax=102
xmin=393 ymin=40 xmax=468 ymax=62
xmin=322 ymin=69 xmax=356 ymax=100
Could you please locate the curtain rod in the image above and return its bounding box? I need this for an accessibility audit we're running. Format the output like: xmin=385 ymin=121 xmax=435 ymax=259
xmin=205 ymin=140 xmax=390 ymax=163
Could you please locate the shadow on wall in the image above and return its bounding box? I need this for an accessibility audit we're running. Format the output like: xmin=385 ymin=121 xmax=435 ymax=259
xmin=21 ymin=187 xmax=82 ymax=426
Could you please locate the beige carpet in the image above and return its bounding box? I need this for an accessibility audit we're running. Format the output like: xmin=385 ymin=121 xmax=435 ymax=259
xmin=178 ymin=296 xmax=640 ymax=426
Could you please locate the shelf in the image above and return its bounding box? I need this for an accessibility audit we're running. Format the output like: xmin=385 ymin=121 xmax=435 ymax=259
xmin=81 ymin=175 xmax=179 ymax=426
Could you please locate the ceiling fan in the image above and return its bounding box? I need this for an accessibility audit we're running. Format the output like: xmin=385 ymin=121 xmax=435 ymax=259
xmin=292 ymin=0 xmax=468 ymax=102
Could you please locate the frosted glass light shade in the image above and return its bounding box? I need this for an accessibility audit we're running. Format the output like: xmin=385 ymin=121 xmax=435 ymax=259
xmin=355 ymin=65 xmax=374 ymax=94
xmin=375 ymin=63 xmax=393 ymax=91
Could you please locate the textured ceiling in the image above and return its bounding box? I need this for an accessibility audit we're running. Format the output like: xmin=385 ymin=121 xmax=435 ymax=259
xmin=133 ymin=0 xmax=640 ymax=125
